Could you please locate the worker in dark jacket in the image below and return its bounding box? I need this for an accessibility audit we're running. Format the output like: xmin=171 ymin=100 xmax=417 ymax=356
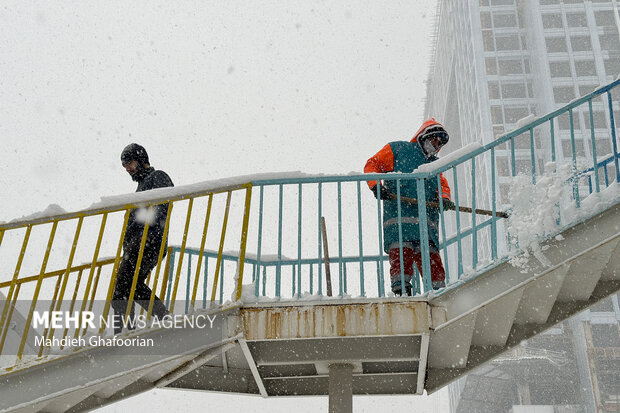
xmin=364 ymin=119 xmax=453 ymax=296
xmin=112 ymin=143 xmax=173 ymax=334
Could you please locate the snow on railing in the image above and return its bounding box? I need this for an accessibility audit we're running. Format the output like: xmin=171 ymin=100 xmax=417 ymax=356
xmin=1 ymin=78 xmax=618 ymax=370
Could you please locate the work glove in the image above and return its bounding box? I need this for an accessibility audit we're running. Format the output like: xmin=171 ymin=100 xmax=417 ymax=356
xmin=371 ymin=185 xmax=392 ymax=200
xmin=441 ymin=198 xmax=456 ymax=210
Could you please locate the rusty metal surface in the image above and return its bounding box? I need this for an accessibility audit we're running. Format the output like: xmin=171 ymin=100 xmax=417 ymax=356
xmin=241 ymin=300 xmax=431 ymax=340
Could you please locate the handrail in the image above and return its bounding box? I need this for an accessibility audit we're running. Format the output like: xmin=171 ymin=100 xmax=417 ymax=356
xmin=1 ymin=78 xmax=618 ymax=371
xmin=0 ymin=181 xmax=254 ymax=366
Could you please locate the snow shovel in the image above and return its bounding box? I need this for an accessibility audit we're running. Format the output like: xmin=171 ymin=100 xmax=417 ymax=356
xmin=383 ymin=190 xmax=509 ymax=219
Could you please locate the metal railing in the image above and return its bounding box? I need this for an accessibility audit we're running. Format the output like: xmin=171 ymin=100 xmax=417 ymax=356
xmin=0 ymin=183 xmax=253 ymax=365
xmin=165 ymin=78 xmax=618 ymax=301
xmin=1 ymin=78 xmax=618 ymax=370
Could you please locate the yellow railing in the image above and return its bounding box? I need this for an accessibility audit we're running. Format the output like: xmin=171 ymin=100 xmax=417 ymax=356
xmin=0 ymin=182 xmax=253 ymax=365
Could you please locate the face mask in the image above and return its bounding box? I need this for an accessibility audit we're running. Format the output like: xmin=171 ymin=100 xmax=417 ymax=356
xmin=422 ymin=139 xmax=439 ymax=158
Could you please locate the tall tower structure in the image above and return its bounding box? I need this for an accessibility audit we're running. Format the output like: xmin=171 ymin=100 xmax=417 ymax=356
xmin=425 ymin=1 xmax=620 ymax=412
xmin=425 ymin=0 xmax=619 ymax=204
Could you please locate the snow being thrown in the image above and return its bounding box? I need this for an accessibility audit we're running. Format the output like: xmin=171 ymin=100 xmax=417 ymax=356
xmin=506 ymin=161 xmax=620 ymax=270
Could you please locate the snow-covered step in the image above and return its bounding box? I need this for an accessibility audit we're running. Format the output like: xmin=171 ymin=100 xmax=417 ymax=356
xmin=428 ymin=313 xmax=476 ymax=369
xmin=556 ymin=238 xmax=617 ymax=301
xmin=514 ymin=264 xmax=568 ymax=324
xmin=471 ymin=287 xmax=523 ymax=346
xmin=599 ymin=238 xmax=620 ymax=281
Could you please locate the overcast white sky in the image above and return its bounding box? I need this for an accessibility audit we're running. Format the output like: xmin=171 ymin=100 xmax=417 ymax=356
xmin=1 ymin=1 xmax=449 ymax=411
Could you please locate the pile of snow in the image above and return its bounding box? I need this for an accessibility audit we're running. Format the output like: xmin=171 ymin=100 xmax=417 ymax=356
xmin=415 ymin=142 xmax=483 ymax=173
xmin=506 ymin=162 xmax=620 ymax=270
xmin=506 ymin=162 xmax=570 ymax=269
xmin=8 ymin=203 xmax=67 ymax=223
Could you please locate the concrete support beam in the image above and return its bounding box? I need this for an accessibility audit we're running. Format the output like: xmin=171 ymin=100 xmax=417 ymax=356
xmin=328 ymin=364 xmax=353 ymax=413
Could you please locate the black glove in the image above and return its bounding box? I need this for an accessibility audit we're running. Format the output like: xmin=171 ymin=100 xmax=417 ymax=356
xmin=441 ymin=198 xmax=456 ymax=210
xmin=371 ymin=185 xmax=392 ymax=200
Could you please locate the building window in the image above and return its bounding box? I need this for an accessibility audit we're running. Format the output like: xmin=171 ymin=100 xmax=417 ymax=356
xmin=493 ymin=13 xmax=517 ymax=28
xmin=515 ymin=159 xmax=532 ymax=175
xmin=514 ymin=134 xmax=532 ymax=149
xmin=497 ymin=157 xmax=510 ymax=176
xmin=578 ymin=85 xmax=598 ymax=97
xmin=504 ymin=107 xmax=530 ymax=124
xmin=600 ymin=32 xmax=620 ymax=52
xmin=483 ymin=30 xmax=495 ymax=51
xmin=566 ymin=13 xmax=588 ymax=28
xmin=604 ymin=57 xmax=620 ymax=76
xmin=550 ymin=61 xmax=572 ymax=77
xmin=558 ymin=113 xmax=583 ymax=130
xmin=571 ymin=36 xmax=592 ymax=52
xmin=546 ymin=36 xmax=568 ymax=53
xmin=481 ymin=12 xmax=492 ymax=28
xmin=562 ymin=139 xmax=585 ymax=157
xmin=491 ymin=106 xmax=504 ymax=124
xmin=590 ymin=324 xmax=620 ymax=347
xmin=501 ymin=83 xmax=527 ymax=98
xmin=542 ymin=14 xmax=563 ymax=29
xmin=500 ymin=183 xmax=510 ymax=203
xmin=498 ymin=59 xmax=524 ymax=75
xmin=575 ymin=60 xmax=597 ymax=76
xmin=595 ymin=11 xmax=616 ymax=26
xmin=486 ymin=58 xmax=498 ymax=75
xmin=553 ymin=86 xmax=576 ymax=103
xmin=496 ymin=35 xmax=520 ymax=51
xmin=490 ymin=0 xmax=514 ymax=5
xmin=583 ymin=110 xmax=609 ymax=130
xmin=595 ymin=138 xmax=612 ymax=156
xmin=488 ymin=82 xmax=500 ymax=99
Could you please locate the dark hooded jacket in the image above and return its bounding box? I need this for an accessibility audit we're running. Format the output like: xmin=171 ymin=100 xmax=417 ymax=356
xmin=123 ymin=167 xmax=174 ymax=258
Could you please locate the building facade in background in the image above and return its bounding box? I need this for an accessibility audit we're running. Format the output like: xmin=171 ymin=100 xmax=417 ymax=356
xmin=424 ymin=0 xmax=619 ymax=412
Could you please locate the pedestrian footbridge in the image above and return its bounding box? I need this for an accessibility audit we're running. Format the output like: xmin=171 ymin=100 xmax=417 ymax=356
xmin=0 ymin=79 xmax=619 ymax=412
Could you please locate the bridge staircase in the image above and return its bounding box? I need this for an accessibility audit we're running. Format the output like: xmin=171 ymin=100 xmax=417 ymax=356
xmin=0 ymin=79 xmax=618 ymax=412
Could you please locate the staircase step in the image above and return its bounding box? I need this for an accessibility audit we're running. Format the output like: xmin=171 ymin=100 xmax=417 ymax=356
xmin=557 ymin=239 xmax=617 ymax=301
xmin=428 ymin=313 xmax=476 ymax=369
xmin=600 ymin=238 xmax=620 ymax=281
xmin=514 ymin=264 xmax=568 ymax=325
xmin=472 ymin=287 xmax=523 ymax=346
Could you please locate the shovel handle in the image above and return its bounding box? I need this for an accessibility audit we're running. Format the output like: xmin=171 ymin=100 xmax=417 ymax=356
xmin=384 ymin=192 xmax=509 ymax=219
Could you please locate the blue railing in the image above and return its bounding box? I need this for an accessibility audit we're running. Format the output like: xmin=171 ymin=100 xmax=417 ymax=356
xmin=166 ymin=78 xmax=619 ymax=302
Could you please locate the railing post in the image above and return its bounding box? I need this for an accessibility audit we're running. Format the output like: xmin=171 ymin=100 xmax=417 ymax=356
xmin=297 ymin=184 xmax=302 ymax=299
xmin=210 ymin=194 xmax=229 ymax=304
xmin=147 ymin=203 xmax=174 ymax=320
xmin=235 ymin=185 xmax=253 ymax=301
xmin=125 ymin=211 xmax=151 ymax=321
xmin=172 ymin=198 xmax=194 ymax=312
xmin=190 ymin=195 xmax=213 ymax=311
xmin=471 ymin=158 xmax=478 ymax=269
xmin=76 ymin=213 xmax=107 ymax=339
xmin=255 ymin=186 xmax=264 ymax=298
xmin=19 ymin=221 xmax=58 ymax=359
xmin=607 ymin=91 xmax=619 ymax=184
xmin=276 ymin=184 xmax=283 ymax=298
xmin=337 ymin=182 xmax=344 ymax=296
xmin=45 ymin=216 xmax=84 ymax=352
xmin=569 ymin=108 xmax=581 ymax=208
xmin=396 ymin=179 xmax=405 ymax=295
xmin=452 ymin=167 xmax=463 ymax=277
xmin=416 ymin=178 xmax=432 ymax=292
xmin=0 ymin=225 xmax=32 ymax=355
xmin=588 ymin=99 xmax=600 ymax=193
xmin=356 ymin=181 xmax=365 ymax=297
